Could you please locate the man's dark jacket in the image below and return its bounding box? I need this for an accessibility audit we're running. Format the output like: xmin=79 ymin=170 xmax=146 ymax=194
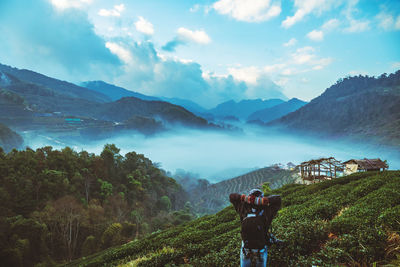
xmin=229 ymin=193 xmax=282 ymax=234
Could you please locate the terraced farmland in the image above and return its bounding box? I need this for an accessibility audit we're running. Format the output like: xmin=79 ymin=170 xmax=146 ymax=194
xmin=193 ymin=167 xmax=298 ymax=213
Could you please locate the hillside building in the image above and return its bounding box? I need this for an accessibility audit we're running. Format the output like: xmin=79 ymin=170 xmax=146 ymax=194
xmin=298 ymin=157 xmax=344 ymax=184
xmin=343 ymin=158 xmax=388 ymax=175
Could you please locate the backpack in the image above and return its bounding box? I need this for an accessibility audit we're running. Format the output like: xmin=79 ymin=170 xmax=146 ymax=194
xmin=241 ymin=205 xmax=268 ymax=249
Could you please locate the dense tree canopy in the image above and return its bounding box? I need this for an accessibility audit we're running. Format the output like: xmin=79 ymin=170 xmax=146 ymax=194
xmin=0 ymin=145 xmax=193 ymax=266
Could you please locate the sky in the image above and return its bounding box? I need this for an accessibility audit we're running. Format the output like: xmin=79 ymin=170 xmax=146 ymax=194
xmin=0 ymin=0 xmax=399 ymax=108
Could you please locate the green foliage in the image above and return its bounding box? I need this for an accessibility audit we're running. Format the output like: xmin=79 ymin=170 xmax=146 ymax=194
xmin=262 ymin=182 xmax=272 ymax=196
xmin=68 ymin=171 xmax=400 ymax=267
xmin=98 ymin=179 xmax=113 ymax=198
xmin=82 ymin=236 xmax=97 ymax=257
xmin=158 ymin=196 xmax=172 ymax=212
xmin=0 ymin=145 xmax=190 ymax=266
xmin=102 ymin=223 xmax=123 ymax=248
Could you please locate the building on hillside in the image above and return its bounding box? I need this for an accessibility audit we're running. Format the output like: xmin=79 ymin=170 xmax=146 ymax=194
xmin=298 ymin=157 xmax=344 ymax=184
xmin=343 ymin=158 xmax=388 ymax=175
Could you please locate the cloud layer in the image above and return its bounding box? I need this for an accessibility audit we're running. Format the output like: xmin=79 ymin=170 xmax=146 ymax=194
xmin=212 ymin=0 xmax=281 ymax=22
xmin=135 ymin=16 xmax=154 ymax=35
xmin=106 ymin=41 xmax=285 ymax=108
xmin=0 ymin=0 xmax=120 ymax=80
xmin=162 ymin=28 xmax=211 ymax=52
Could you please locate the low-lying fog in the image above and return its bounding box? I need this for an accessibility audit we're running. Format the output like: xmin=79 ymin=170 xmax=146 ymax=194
xmin=23 ymin=126 xmax=400 ymax=183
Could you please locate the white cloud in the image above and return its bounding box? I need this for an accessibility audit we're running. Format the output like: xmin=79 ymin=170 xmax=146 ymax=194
xmin=307 ymin=30 xmax=324 ymax=41
xmin=105 ymin=42 xmax=133 ymax=64
xmin=282 ymin=0 xmax=337 ymax=28
xmin=114 ymin=4 xmax=125 ymax=13
xmin=292 ymin=46 xmax=315 ymax=64
xmin=177 ymin=27 xmax=211 ymax=44
xmin=50 ymin=0 xmax=93 ymax=10
xmin=212 ymin=0 xmax=281 ymax=22
xmin=322 ymin=18 xmax=340 ymax=31
xmin=228 ymin=66 xmax=261 ymax=84
xmin=283 ymin=38 xmax=297 ymax=47
xmin=98 ymin=4 xmax=125 ymax=17
xmin=376 ymin=12 xmax=400 ymax=31
xmin=135 ymin=16 xmax=154 ymax=35
xmin=376 ymin=12 xmax=394 ymax=30
xmin=290 ymin=46 xmax=332 ymax=70
xmin=343 ymin=19 xmax=369 ymax=33
xmin=342 ymin=0 xmax=370 ymax=33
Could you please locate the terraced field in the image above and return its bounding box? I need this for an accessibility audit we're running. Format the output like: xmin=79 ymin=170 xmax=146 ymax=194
xmin=193 ymin=167 xmax=298 ymax=213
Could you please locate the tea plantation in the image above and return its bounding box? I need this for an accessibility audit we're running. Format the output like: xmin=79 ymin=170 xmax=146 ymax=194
xmin=66 ymin=171 xmax=400 ymax=266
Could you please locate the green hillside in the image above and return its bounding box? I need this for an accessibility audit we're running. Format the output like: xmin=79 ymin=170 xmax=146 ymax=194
xmin=68 ymin=171 xmax=400 ymax=266
xmin=270 ymin=71 xmax=400 ymax=146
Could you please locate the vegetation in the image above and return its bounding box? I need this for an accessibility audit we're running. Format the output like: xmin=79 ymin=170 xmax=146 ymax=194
xmin=68 ymin=171 xmax=400 ymax=266
xmin=0 ymin=145 xmax=195 ymax=266
xmin=271 ymin=70 xmax=400 ymax=145
xmin=0 ymin=123 xmax=23 ymax=152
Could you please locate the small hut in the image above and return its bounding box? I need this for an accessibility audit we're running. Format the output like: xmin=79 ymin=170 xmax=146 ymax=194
xmin=343 ymin=158 xmax=388 ymax=175
xmin=298 ymin=157 xmax=344 ymax=183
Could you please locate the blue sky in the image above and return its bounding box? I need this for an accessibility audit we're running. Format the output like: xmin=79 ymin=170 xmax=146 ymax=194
xmin=0 ymin=0 xmax=399 ymax=108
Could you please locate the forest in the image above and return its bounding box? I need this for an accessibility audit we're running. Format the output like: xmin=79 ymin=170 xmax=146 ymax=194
xmin=0 ymin=145 xmax=195 ymax=266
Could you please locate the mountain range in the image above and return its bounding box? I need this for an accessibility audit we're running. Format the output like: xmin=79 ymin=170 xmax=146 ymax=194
xmin=1 ymin=62 xmax=399 ymax=148
xmin=0 ymin=63 xmax=213 ymax=139
xmin=207 ymin=98 xmax=285 ymax=121
xmin=247 ymin=98 xmax=307 ymax=123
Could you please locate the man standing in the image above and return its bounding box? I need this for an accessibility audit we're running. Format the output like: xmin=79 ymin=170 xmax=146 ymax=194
xmin=229 ymin=189 xmax=282 ymax=267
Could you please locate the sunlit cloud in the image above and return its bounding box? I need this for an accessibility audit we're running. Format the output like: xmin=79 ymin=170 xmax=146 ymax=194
xmin=98 ymin=4 xmax=125 ymax=17
xmin=0 ymin=0 xmax=120 ymax=81
xmin=177 ymin=28 xmax=211 ymax=44
xmin=162 ymin=27 xmax=211 ymax=52
xmin=307 ymin=30 xmax=324 ymax=41
xmin=49 ymin=0 xmax=93 ymax=10
xmin=282 ymin=0 xmax=337 ymax=28
xmin=135 ymin=16 xmax=154 ymax=35
xmin=342 ymin=0 xmax=370 ymax=33
xmin=343 ymin=18 xmax=370 ymax=33
xmin=105 ymin=42 xmax=133 ymax=64
xmin=228 ymin=66 xmax=261 ymax=84
xmin=321 ymin=18 xmax=340 ymax=31
xmin=212 ymin=0 xmax=281 ymax=22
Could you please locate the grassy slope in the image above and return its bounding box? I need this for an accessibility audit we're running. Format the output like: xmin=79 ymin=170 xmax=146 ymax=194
xmin=67 ymin=171 xmax=400 ymax=267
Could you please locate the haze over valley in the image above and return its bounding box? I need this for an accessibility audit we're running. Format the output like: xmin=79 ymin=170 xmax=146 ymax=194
xmin=1 ymin=0 xmax=400 ymax=266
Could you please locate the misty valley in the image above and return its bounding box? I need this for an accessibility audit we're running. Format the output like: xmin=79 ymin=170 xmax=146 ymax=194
xmin=1 ymin=0 xmax=400 ymax=266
